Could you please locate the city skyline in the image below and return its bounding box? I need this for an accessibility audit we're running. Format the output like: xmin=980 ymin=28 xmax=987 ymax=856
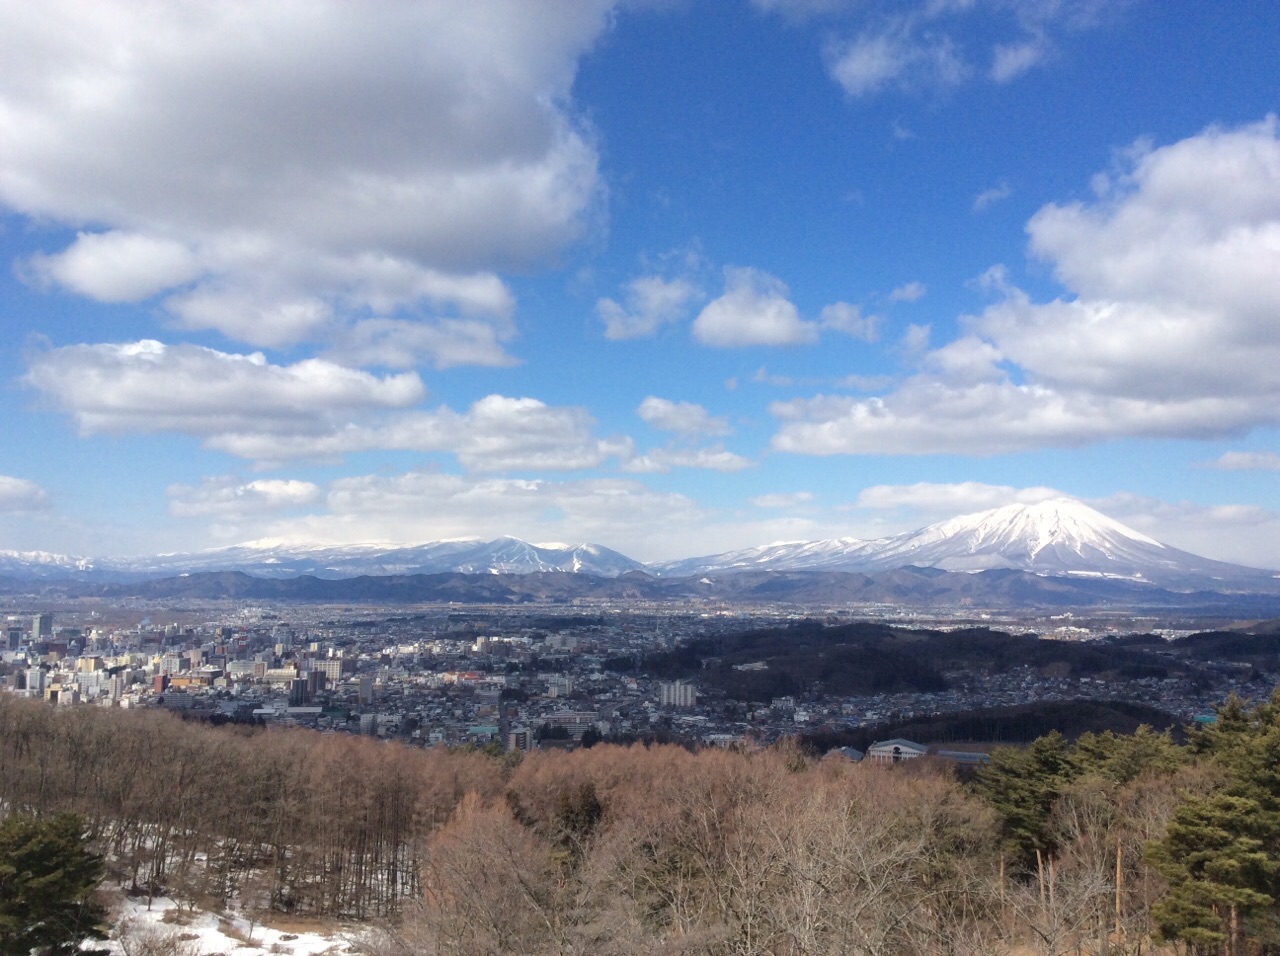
xmin=2 ymin=1 xmax=1279 ymax=567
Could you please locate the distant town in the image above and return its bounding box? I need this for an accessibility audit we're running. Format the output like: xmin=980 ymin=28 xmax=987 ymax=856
xmin=2 ymin=594 xmax=1267 ymax=754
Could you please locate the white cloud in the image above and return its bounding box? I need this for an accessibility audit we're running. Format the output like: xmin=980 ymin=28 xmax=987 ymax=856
xmin=0 ymin=476 xmax=50 ymax=513
xmin=775 ymin=0 xmax=1119 ymax=100
xmin=1208 ymin=451 xmax=1280 ymax=472
xmin=324 ymin=317 xmax=518 ymax=370
xmin=818 ymin=302 xmax=881 ymax=341
xmin=750 ymin=491 xmax=814 ymax=508
xmin=26 ymin=231 xmax=201 ymax=302
xmin=856 ymin=481 xmax=1065 ymax=514
xmin=440 ymin=396 xmax=632 ymax=474
xmin=211 ymin=395 xmax=634 ymax=473
xmin=24 ymin=339 xmax=423 ymax=440
xmin=0 ymin=0 xmax=610 ymax=351
xmin=637 ymin=397 xmax=732 ymax=437
xmin=24 ymin=339 xmax=634 ymax=471
xmin=692 ymin=267 xmax=818 ymax=347
xmin=1027 ymin=118 xmax=1280 ymax=319
xmin=165 ymin=287 xmax=335 ymax=348
xmin=888 ymin=281 xmax=927 ymax=303
xmin=990 ymin=39 xmax=1046 ymax=82
xmin=828 ymin=29 xmax=967 ymax=98
xmin=973 ymin=181 xmax=1013 ymax=211
xmin=772 ymin=119 xmax=1280 ymax=455
xmin=597 ymin=275 xmax=702 ymax=340
xmin=245 ymin=468 xmax=830 ymax=562
xmin=1089 ymin=491 xmax=1280 ymax=570
xmin=771 ymin=379 xmax=1276 ymax=457
xmin=621 ymin=446 xmax=751 ymax=474
xmin=901 ymin=323 xmax=931 ymax=355
xmin=168 ymin=476 xmax=322 ymax=519
xmin=827 ymin=33 xmax=909 ymax=97
xmin=276 ymin=472 xmax=708 ymax=563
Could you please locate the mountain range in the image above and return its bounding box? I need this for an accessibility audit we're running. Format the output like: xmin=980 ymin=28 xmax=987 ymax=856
xmin=2 ymin=499 xmax=1277 ymax=598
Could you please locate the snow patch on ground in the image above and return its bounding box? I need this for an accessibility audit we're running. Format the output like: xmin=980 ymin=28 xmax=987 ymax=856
xmin=100 ymin=895 xmax=370 ymax=956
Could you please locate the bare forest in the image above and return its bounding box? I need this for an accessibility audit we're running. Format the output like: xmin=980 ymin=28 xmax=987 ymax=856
xmin=2 ymin=692 xmax=1279 ymax=956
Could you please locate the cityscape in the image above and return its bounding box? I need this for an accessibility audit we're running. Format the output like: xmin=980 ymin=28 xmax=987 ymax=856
xmin=4 ymin=594 xmax=1268 ymax=756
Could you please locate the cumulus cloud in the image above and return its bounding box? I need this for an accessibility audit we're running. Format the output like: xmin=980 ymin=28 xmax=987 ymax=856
xmin=1089 ymin=491 xmax=1280 ymax=570
xmin=324 ymin=317 xmax=519 ymax=370
xmin=888 ymin=281 xmax=927 ymax=303
xmin=856 ymin=481 xmax=1065 ymax=514
xmin=597 ymin=275 xmax=702 ymax=340
xmin=900 ymin=323 xmax=931 ymax=355
xmin=637 ymin=397 xmax=732 ymax=437
xmin=827 ymin=30 xmax=965 ymax=98
xmin=168 ymin=476 xmax=322 ymax=519
xmin=26 ymin=231 xmax=201 ymax=302
xmin=23 ymin=339 xmax=636 ymax=471
xmin=772 ymin=119 xmax=1280 ymax=456
xmin=282 ymin=472 xmax=707 ymax=563
xmin=818 ymin=302 xmax=881 ymax=341
xmin=0 ymin=476 xmax=50 ymax=513
xmin=1027 ymin=119 xmax=1280 ymax=320
xmin=24 ymin=339 xmax=423 ymax=439
xmin=692 ymin=267 xmax=818 ymax=347
xmin=1209 ymin=451 xmax=1280 ymax=472
xmin=0 ymin=0 xmax=610 ymax=352
xmin=621 ymin=446 xmax=751 ymax=474
xmin=211 ymin=396 xmax=633 ymax=472
xmin=629 ymin=398 xmax=747 ymax=472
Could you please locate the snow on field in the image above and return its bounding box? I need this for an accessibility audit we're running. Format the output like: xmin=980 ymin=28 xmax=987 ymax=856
xmin=97 ymin=894 xmax=371 ymax=955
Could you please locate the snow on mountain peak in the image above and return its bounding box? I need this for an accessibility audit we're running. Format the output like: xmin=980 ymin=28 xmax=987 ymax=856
xmin=936 ymin=498 xmax=1164 ymax=553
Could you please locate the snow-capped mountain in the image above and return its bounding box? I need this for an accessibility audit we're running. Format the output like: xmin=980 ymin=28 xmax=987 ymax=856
xmin=0 ymin=537 xmax=645 ymax=582
xmin=651 ymin=537 xmax=873 ymax=577
xmin=652 ymin=498 xmax=1280 ymax=590
xmin=2 ymin=499 xmax=1276 ymax=592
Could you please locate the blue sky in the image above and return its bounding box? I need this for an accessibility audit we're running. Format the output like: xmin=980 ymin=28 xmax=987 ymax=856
xmin=2 ymin=0 xmax=1279 ymax=567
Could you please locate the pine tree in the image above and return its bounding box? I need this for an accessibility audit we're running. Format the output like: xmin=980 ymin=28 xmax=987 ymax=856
xmin=1148 ymin=792 xmax=1276 ymax=955
xmin=974 ymin=730 xmax=1074 ymax=869
xmin=0 ymin=812 xmax=109 ymax=956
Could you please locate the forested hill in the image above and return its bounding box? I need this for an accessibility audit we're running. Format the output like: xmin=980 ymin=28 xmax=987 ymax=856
xmin=635 ymin=621 xmax=1211 ymax=700
xmin=7 ymin=690 xmax=1280 ymax=954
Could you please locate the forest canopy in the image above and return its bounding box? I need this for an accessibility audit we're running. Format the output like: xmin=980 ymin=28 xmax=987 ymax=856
xmin=4 ymin=690 xmax=1280 ymax=954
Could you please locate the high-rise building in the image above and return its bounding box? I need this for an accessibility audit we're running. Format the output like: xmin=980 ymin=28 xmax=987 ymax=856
xmin=25 ymin=667 xmax=45 ymax=698
xmin=507 ymin=726 xmax=532 ymax=753
xmin=315 ymin=659 xmax=344 ymax=684
xmin=659 ymin=680 xmax=697 ymax=709
xmin=31 ymin=613 xmax=53 ymax=641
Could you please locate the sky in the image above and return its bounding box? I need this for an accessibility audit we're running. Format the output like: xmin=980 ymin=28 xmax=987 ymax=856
xmin=1 ymin=0 xmax=1279 ymax=568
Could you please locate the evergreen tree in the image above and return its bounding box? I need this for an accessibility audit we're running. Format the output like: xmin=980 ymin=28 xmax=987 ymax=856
xmin=1148 ymin=690 xmax=1280 ymax=953
xmin=974 ymin=730 xmax=1074 ymax=869
xmin=1148 ymin=793 xmax=1276 ymax=955
xmin=0 ymin=812 xmax=109 ymax=956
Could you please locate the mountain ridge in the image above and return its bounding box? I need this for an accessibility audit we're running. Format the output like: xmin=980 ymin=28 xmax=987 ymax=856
xmin=3 ymin=498 xmax=1276 ymax=593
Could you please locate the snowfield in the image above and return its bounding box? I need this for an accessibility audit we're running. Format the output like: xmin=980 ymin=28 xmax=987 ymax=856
xmin=99 ymin=894 xmax=372 ymax=956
